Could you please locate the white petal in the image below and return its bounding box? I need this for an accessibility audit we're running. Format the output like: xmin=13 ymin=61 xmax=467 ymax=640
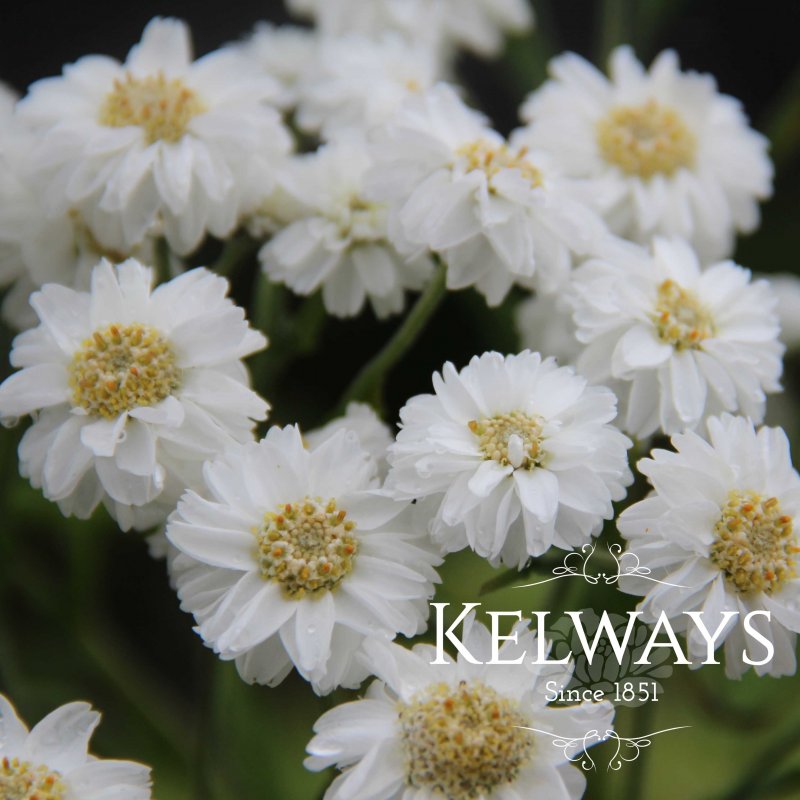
xmin=467 ymin=460 xmax=512 ymax=497
xmin=669 ymin=350 xmax=707 ymax=424
xmin=0 ymin=365 xmax=70 ymax=417
xmin=80 ymin=415 xmax=127 ymax=457
xmin=23 ymin=702 xmax=100 ymax=773
xmin=166 ymin=521 xmax=257 ymax=571
xmin=127 ymin=17 xmax=193 ymax=75
xmin=294 ymin=592 xmax=336 ymax=675
xmin=42 ymin=416 xmax=93 ymax=499
xmin=514 ymin=468 xmax=559 ymax=522
xmin=114 ymin=419 xmax=157 ymax=477
xmin=0 ymin=695 xmax=29 ymax=752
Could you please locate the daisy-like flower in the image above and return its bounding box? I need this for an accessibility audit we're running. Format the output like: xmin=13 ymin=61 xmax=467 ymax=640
xmin=619 ymin=414 xmax=800 ymax=678
xmin=568 ymin=237 xmax=783 ymax=438
xmin=260 ymin=138 xmax=433 ymax=318
xmin=306 ymin=615 xmax=613 ymax=799
xmin=0 ymin=694 xmax=151 ymax=799
xmin=295 ymin=33 xmax=440 ymax=138
xmin=0 ymin=258 xmax=267 ymax=530
xmin=18 ymin=17 xmax=292 ymax=256
xmin=386 ymin=351 xmax=632 ymax=567
xmin=305 ymin=401 xmax=394 ymax=479
xmin=166 ymin=424 xmax=441 ymax=695
xmin=368 ymin=84 xmax=606 ymax=306
xmin=518 ymin=46 xmax=772 ymax=261
xmin=287 ymin=0 xmax=533 ymax=58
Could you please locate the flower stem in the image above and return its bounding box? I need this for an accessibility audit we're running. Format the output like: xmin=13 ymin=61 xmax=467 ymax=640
xmin=624 ymin=699 xmax=654 ymax=800
xmin=78 ymin=622 xmax=194 ymax=762
xmin=154 ymin=236 xmax=172 ymax=284
xmin=597 ymin=0 xmax=630 ymax=65
xmin=335 ymin=262 xmax=447 ymax=415
xmin=636 ymin=0 xmax=692 ymax=53
xmin=722 ymin=721 xmax=800 ymax=799
xmin=249 ymin=271 xmax=294 ymax=399
xmin=762 ymin=61 xmax=800 ymax=170
xmin=499 ymin=0 xmax=558 ymax=98
xmin=211 ymin=233 xmax=260 ymax=278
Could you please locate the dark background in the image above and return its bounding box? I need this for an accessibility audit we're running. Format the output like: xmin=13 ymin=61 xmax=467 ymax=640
xmin=2 ymin=0 xmax=799 ymax=122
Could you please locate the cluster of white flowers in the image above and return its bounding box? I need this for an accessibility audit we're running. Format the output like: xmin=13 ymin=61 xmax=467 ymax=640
xmin=0 ymin=2 xmax=797 ymax=798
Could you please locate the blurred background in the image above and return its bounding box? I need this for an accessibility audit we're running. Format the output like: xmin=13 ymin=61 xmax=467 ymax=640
xmin=1 ymin=1 xmax=800 ymax=798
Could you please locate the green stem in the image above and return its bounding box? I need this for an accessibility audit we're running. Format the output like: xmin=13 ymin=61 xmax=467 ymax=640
xmin=335 ymin=263 xmax=447 ymax=415
xmin=762 ymin=62 xmax=800 ymax=170
xmin=624 ymin=700 xmax=654 ymax=800
xmin=194 ymin=657 xmax=225 ymax=800
xmin=722 ymin=721 xmax=800 ymax=800
xmin=78 ymin=623 xmax=194 ymax=762
xmin=597 ymin=0 xmax=630 ymax=65
xmin=500 ymin=0 xmax=559 ymax=98
xmin=154 ymin=237 xmax=172 ymax=284
xmin=636 ymin=0 xmax=693 ymax=55
xmin=249 ymin=271 xmax=293 ymax=399
xmin=210 ymin=234 xmax=260 ymax=278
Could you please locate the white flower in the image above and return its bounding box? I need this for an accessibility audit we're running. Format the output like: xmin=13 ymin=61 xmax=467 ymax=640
xmin=166 ymin=424 xmax=442 ymax=695
xmin=618 ymin=414 xmax=800 ymax=678
xmin=0 ymin=136 xmax=35 ymax=329
xmin=0 ymin=138 xmax=163 ymax=331
xmin=518 ymin=46 xmax=772 ymax=262
xmin=305 ymin=401 xmax=394 ymax=479
xmin=237 ymin=22 xmax=318 ymax=109
xmin=386 ymin=351 xmax=632 ymax=567
xmin=295 ymin=33 xmax=440 ymax=138
xmin=516 ymin=291 xmax=581 ymax=366
xmin=0 ymin=258 xmax=267 ymax=529
xmin=18 ymin=17 xmax=292 ymax=256
xmin=763 ymin=273 xmax=800 ymax=350
xmin=260 ymin=138 xmax=433 ymax=318
xmin=0 ymin=694 xmax=151 ymax=799
xmin=368 ymin=84 xmax=607 ymax=306
xmin=306 ymin=615 xmax=613 ymax=800
xmin=287 ymin=0 xmax=533 ymax=58
xmin=568 ymin=237 xmax=783 ymax=438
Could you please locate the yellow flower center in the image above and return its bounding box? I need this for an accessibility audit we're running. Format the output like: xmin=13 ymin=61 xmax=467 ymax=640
xmin=0 ymin=757 xmax=67 ymax=800
xmin=255 ymin=497 xmax=358 ymax=599
xmin=398 ymin=681 xmax=534 ymax=799
xmin=469 ymin=411 xmax=544 ymax=470
xmin=711 ymin=491 xmax=798 ymax=595
xmin=336 ymin=196 xmax=385 ymax=242
xmin=652 ymin=279 xmax=715 ymax=350
xmin=98 ymin=72 xmax=206 ymax=144
xmin=457 ymin=140 xmax=543 ymax=189
xmin=69 ymin=324 xmax=181 ymax=419
xmin=596 ymin=99 xmax=696 ymax=179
